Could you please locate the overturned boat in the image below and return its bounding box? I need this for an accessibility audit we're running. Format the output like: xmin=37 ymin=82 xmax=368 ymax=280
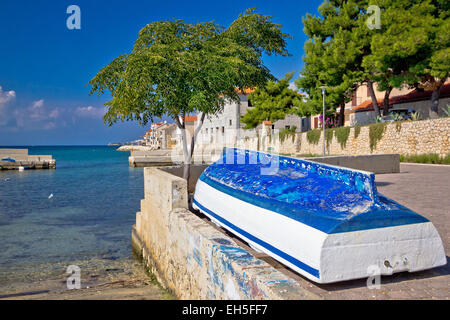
xmin=193 ymin=148 xmax=446 ymax=284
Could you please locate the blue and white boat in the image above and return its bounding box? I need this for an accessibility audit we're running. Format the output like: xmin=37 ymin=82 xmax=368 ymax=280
xmin=193 ymin=148 xmax=446 ymax=283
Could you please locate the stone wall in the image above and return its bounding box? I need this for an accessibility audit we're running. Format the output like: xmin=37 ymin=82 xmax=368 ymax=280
xmin=237 ymin=117 xmax=450 ymax=157
xmin=132 ymin=167 xmax=319 ymax=300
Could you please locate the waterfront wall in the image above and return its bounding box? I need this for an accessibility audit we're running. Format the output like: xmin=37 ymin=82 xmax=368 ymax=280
xmin=132 ymin=167 xmax=319 ymax=300
xmin=0 ymin=148 xmax=55 ymax=170
xmin=236 ymin=117 xmax=450 ymax=157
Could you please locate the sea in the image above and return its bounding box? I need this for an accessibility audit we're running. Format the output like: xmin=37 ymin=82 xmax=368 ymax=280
xmin=0 ymin=146 xmax=145 ymax=295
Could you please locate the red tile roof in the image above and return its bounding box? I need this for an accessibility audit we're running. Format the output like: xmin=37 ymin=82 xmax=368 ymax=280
xmin=235 ymin=87 xmax=255 ymax=94
xmin=352 ymin=83 xmax=450 ymax=113
xmin=263 ymin=121 xmax=272 ymax=125
xmin=352 ymin=98 xmax=387 ymax=113
xmin=183 ymin=115 xmax=197 ymax=123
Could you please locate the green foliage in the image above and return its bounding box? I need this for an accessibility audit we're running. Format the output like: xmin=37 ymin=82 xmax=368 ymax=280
xmin=295 ymin=153 xmax=321 ymax=158
xmin=297 ymin=0 xmax=450 ymax=119
xmin=279 ymin=126 xmax=297 ymax=143
xmin=354 ymin=126 xmax=361 ymax=139
xmin=395 ymin=121 xmax=403 ymax=132
xmin=334 ymin=126 xmax=350 ymax=149
xmin=306 ymin=129 xmax=321 ymax=145
xmin=443 ymin=104 xmax=450 ymax=117
xmin=241 ymin=73 xmax=302 ymax=129
xmin=369 ymin=123 xmax=387 ymax=151
xmin=88 ymin=8 xmax=290 ymax=128
xmin=410 ymin=112 xmax=421 ymax=121
xmin=375 ymin=116 xmax=383 ymax=123
xmin=325 ymin=128 xmax=333 ymax=149
xmin=392 ymin=113 xmax=403 ymax=122
xmin=296 ymin=1 xmax=373 ymax=118
xmin=400 ymin=153 xmax=450 ymax=165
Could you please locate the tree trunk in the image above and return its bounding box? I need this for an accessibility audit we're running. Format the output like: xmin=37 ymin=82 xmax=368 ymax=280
xmin=338 ymin=103 xmax=345 ymax=127
xmin=430 ymin=78 xmax=447 ymax=119
xmin=176 ymin=113 xmax=206 ymax=191
xmin=175 ymin=115 xmax=191 ymax=183
xmin=366 ymin=80 xmax=381 ymax=118
xmin=383 ymin=86 xmax=392 ymax=116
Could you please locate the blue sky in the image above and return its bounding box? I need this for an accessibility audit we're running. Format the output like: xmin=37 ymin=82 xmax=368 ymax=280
xmin=0 ymin=0 xmax=322 ymax=145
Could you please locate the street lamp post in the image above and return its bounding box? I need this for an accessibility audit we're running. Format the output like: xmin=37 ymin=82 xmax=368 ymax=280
xmin=319 ymin=86 xmax=326 ymax=156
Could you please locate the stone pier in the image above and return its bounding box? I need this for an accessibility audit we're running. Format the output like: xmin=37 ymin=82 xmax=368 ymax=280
xmin=0 ymin=149 xmax=55 ymax=170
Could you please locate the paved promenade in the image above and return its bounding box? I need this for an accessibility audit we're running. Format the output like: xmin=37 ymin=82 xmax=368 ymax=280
xmin=264 ymin=163 xmax=449 ymax=299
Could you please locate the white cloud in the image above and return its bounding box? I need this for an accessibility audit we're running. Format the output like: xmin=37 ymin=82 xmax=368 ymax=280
xmin=0 ymin=86 xmax=16 ymax=112
xmin=0 ymin=86 xmax=17 ymax=125
xmin=74 ymin=106 xmax=106 ymax=119
xmin=0 ymin=86 xmax=107 ymax=132
xmin=0 ymin=86 xmax=16 ymax=105
xmin=14 ymin=99 xmax=64 ymax=130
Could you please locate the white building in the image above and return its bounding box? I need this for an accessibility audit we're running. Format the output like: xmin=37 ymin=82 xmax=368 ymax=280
xmin=199 ymin=89 xmax=310 ymax=146
xmin=199 ymin=89 xmax=257 ymax=146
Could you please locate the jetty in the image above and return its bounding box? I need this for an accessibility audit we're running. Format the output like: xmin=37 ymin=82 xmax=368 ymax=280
xmin=127 ymin=148 xmax=222 ymax=167
xmin=0 ymin=149 xmax=55 ymax=170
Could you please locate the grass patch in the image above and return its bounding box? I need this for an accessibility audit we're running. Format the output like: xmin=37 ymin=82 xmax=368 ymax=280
xmin=325 ymin=128 xmax=334 ymax=149
xmin=294 ymin=153 xmax=322 ymax=158
xmin=369 ymin=122 xmax=387 ymax=151
xmin=334 ymin=126 xmax=350 ymax=149
xmin=306 ymin=129 xmax=321 ymax=145
xmin=400 ymin=153 xmax=450 ymax=165
xmin=354 ymin=126 xmax=361 ymax=139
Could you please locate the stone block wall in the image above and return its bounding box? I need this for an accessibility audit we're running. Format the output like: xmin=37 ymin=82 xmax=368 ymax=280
xmin=132 ymin=167 xmax=318 ymax=300
xmin=237 ymin=117 xmax=449 ymax=157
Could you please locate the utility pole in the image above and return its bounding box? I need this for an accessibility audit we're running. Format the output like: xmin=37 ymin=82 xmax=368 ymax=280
xmin=320 ymin=86 xmax=326 ymax=156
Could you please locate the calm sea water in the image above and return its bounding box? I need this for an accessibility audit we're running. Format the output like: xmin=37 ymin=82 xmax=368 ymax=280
xmin=0 ymin=146 xmax=144 ymax=290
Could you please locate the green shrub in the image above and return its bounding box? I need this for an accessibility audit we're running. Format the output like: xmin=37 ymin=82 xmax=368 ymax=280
xmin=354 ymin=126 xmax=361 ymax=139
xmin=400 ymin=153 xmax=450 ymax=164
xmin=369 ymin=122 xmax=386 ymax=151
xmin=442 ymin=104 xmax=450 ymax=117
xmin=334 ymin=126 xmax=350 ymax=149
xmin=325 ymin=128 xmax=333 ymax=149
xmin=279 ymin=126 xmax=297 ymax=143
xmin=410 ymin=111 xmax=421 ymax=121
xmin=306 ymin=129 xmax=321 ymax=145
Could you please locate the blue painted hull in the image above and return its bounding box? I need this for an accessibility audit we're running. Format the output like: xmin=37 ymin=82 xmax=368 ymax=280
xmin=193 ymin=149 xmax=446 ymax=283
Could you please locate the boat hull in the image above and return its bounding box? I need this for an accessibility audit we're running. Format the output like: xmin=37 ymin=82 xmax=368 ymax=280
xmin=193 ymin=179 xmax=446 ymax=283
xmin=193 ymin=149 xmax=446 ymax=283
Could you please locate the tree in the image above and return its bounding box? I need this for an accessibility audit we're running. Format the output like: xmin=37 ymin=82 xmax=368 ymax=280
xmin=240 ymin=72 xmax=303 ymax=129
xmin=298 ymin=0 xmax=450 ymax=121
xmin=296 ymin=0 xmax=374 ymax=122
xmin=412 ymin=0 xmax=450 ymax=117
xmin=89 ymin=8 xmax=290 ymax=182
xmin=362 ymin=0 xmax=449 ymax=116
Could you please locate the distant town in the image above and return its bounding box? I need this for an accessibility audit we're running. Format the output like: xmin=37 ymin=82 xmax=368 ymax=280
xmin=123 ymin=81 xmax=450 ymax=150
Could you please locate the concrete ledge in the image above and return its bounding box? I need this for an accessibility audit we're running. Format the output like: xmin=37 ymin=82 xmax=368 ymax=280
xmin=132 ymin=167 xmax=319 ymax=300
xmin=0 ymin=148 xmax=55 ymax=170
xmin=305 ymin=154 xmax=400 ymax=174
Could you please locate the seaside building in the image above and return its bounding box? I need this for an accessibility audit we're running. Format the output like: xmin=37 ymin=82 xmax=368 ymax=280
xmin=160 ymin=123 xmax=177 ymax=149
xmin=144 ymin=121 xmax=169 ymax=149
xmin=175 ymin=115 xmax=198 ymax=147
xmin=199 ymin=89 xmax=310 ymax=145
xmin=347 ymin=82 xmax=450 ymax=126
xmin=199 ymin=89 xmax=256 ymax=146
